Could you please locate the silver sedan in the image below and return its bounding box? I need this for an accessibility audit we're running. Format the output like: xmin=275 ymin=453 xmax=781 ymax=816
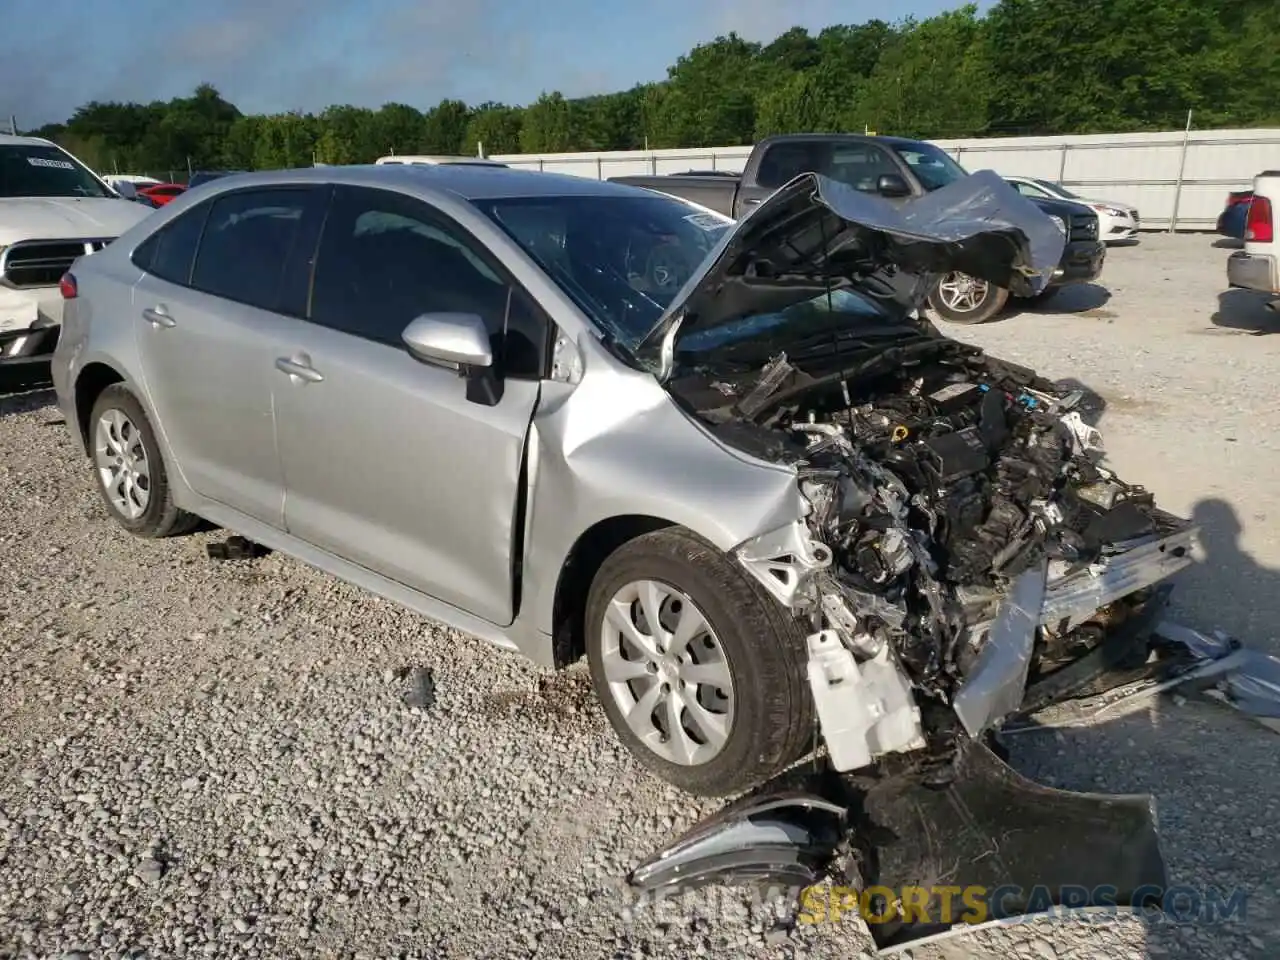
xmin=52 ymin=164 xmax=1196 ymax=797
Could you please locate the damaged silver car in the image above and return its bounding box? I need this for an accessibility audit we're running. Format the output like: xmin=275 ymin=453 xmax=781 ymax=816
xmin=56 ymin=162 xmax=1197 ymax=797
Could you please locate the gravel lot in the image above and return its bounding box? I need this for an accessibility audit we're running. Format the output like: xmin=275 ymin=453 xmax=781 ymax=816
xmin=1 ymin=233 xmax=1276 ymax=960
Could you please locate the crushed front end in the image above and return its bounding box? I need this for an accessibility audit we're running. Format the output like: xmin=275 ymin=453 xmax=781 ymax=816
xmin=728 ymin=345 xmax=1198 ymax=763
xmin=624 ymin=169 xmax=1259 ymax=951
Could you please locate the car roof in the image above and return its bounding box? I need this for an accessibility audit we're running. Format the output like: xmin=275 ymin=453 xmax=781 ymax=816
xmin=758 ymin=133 xmax=943 ymax=151
xmin=0 ymin=134 xmax=58 ymax=148
xmin=199 ymin=164 xmax=651 ymax=202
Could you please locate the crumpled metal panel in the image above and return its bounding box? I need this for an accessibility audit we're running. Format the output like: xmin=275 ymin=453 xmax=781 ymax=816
xmin=953 ymin=561 xmax=1048 ymax=737
xmin=638 ymin=168 xmax=1067 ymax=357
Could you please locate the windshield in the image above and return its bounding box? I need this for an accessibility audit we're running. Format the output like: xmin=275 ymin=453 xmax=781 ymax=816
xmin=478 ymin=193 xmax=731 ymax=349
xmin=1036 ymin=178 xmax=1079 ymax=199
xmin=891 ymin=144 xmax=969 ymax=192
xmin=0 ymin=143 xmax=112 ymax=199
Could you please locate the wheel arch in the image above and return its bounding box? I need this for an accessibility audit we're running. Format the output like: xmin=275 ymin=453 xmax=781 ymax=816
xmin=73 ymin=361 xmax=128 ymax=451
xmin=550 ymin=514 xmax=677 ymax=668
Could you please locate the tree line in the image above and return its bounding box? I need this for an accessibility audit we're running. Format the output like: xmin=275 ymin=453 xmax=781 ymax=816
xmin=25 ymin=0 xmax=1280 ymax=181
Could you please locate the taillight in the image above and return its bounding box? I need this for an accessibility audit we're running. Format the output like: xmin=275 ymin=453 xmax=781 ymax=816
xmin=59 ymin=272 xmax=78 ymax=299
xmin=1245 ymin=196 xmax=1274 ymax=243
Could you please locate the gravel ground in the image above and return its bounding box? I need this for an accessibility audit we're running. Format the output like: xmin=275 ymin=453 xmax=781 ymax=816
xmin=0 ymin=233 xmax=1276 ymax=960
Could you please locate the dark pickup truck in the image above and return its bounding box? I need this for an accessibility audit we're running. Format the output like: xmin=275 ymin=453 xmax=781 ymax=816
xmin=611 ymin=134 xmax=1105 ymax=324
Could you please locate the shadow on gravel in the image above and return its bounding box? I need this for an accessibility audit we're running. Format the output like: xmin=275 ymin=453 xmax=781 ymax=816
xmin=1211 ymin=290 xmax=1280 ymax=335
xmin=1006 ymin=283 xmax=1114 ymax=321
xmin=991 ymin=498 xmax=1280 ymax=960
xmin=1211 ymin=237 xmax=1245 ymax=249
xmin=0 ymin=385 xmax=56 ymax=418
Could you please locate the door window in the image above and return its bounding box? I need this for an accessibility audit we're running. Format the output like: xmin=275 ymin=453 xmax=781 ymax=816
xmin=132 ymin=199 xmax=212 ymax=285
xmin=1012 ymin=180 xmax=1051 ymax=199
xmin=309 ymin=186 xmax=547 ymax=378
xmin=189 ymin=188 xmax=312 ymax=311
xmin=757 ymin=141 xmax=901 ymax=193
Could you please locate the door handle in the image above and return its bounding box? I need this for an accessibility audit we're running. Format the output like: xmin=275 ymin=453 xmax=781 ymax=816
xmin=142 ymin=306 xmax=175 ymax=328
xmin=275 ymin=355 xmax=324 ymax=383
xmin=740 ymin=198 xmax=762 ymax=206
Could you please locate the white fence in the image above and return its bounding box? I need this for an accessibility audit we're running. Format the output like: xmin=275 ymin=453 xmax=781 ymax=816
xmin=492 ymin=127 xmax=1280 ymax=231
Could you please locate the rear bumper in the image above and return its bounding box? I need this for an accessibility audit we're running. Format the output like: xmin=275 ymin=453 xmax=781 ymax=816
xmin=1227 ymin=250 xmax=1278 ymax=294
xmin=1049 ymin=239 xmax=1105 ymax=287
xmin=0 ymin=324 xmax=60 ymax=367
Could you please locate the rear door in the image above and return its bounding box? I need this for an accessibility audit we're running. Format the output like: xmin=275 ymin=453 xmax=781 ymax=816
xmin=132 ymin=185 xmax=327 ymax=526
xmin=271 ymin=184 xmax=548 ymax=626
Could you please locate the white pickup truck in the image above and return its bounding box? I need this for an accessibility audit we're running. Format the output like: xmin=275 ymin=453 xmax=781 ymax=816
xmin=1226 ymin=168 xmax=1280 ymax=312
xmin=1 ymin=135 xmax=153 ymax=370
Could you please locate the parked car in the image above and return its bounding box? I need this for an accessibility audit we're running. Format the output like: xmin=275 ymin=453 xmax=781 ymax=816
xmin=1217 ymin=188 xmax=1254 ymax=241
xmin=102 ymin=174 xmax=161 ymax=191
xmin=1002 ymin=175 xmax=1140 ymax=243
xmin=609 ymin=134 xmax=1104 ymax=325
xmin=0 ymin=135 xmax=152 ymax=369
xmin=1226 ymin=170 xmax=1279 ymax=308
xmin=53 ymin=164 xmax=1197 ymax=803
xmin=138 ymin=182 xmax=186 ymax=206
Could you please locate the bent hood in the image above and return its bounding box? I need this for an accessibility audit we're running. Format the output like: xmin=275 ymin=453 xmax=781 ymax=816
xmin=0 ymin=196 xmax=152 ymax=246
xmin=637 ymin=169 xmax=1065 ymax=368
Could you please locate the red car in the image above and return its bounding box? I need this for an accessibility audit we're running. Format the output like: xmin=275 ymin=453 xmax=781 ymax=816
xmin=137 ymin=182 xmax=186 ymax=206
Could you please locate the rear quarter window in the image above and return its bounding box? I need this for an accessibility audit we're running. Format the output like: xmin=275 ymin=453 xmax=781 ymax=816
xmin=131 ymin=200 xmax=212 ymax=285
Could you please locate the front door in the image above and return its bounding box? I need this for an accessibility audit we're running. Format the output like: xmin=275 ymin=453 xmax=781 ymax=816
xmin=272 ymin=185 xmax=546 ymax=626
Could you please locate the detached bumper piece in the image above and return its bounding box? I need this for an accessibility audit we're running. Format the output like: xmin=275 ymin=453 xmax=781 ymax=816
xmin=626 ymin=742 xmax=1167 ymax=955
xmin=852 ymin=742 xmax=1165 ymax=953
xmin=626 ymin=790 xmax=848 ymax=897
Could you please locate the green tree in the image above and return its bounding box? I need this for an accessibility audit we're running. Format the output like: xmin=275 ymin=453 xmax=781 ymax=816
xmin=371 ymin=103 xmax=425 ymax=156
xmin=650 ymin=33 xmax=763 ymax=147
xmin=463 ymin=103 xmax=524 ymax=155
xmin=520 ymin=92 xmax=576 ymax=152
xmin=858 ymin=8 xmax=991 ymax=138
xmin=421 ymin=99 xmax=470 ymax=155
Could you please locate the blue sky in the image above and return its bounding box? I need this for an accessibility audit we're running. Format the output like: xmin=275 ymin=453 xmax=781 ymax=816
xmin=1 ymin=0 xmax=986 ymax=129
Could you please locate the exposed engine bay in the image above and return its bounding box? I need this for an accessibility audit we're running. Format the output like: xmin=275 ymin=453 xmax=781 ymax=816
xmin=625 ymin=170 xmax=1277 ymax=953
xmin=669 ymin=325 xmax=1197 ymax=763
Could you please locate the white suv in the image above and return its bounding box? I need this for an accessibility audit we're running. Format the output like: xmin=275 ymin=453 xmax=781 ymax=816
xmin=1 ymin=135 xmax=153 ymax=369
xmin=1227 ymin=168 xmax=1279 ymax=310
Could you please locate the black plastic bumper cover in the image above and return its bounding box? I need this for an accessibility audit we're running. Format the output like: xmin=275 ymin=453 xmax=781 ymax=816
xmin=626 ymin=743 xmax=1166 ymax=954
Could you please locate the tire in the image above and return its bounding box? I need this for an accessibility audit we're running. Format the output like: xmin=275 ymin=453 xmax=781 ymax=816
xmin=585 ymin=527 xmax=814 ymax=797
xmin=88 ymin=384 xmax=199 ymax=538
xmin=927 ymin=272 xmax=1010 ymax=324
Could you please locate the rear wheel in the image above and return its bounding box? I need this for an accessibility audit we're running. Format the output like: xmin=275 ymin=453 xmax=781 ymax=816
xmin=585 ymin=528 xmax=813 ymax=796
xmin=928 ymin=272 xmax=1010 ymax=324
xmin=89 ymin=384 xmax=199 ymax=538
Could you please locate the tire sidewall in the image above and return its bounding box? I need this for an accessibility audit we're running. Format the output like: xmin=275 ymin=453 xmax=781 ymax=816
xmin=585 ymin=532 xmax=807 ymax=795
xmin=88 ymin=385 xmax=174 ymax=536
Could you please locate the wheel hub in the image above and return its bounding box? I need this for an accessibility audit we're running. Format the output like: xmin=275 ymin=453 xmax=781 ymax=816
xmin=599 ymin=579 xmax=735 ymax=767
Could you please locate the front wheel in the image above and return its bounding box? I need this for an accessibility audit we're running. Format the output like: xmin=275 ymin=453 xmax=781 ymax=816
xmin=927 ymin=272 xmax=1010 ymax=324
xmin=585 ymin=528 xmax=813 ymax=797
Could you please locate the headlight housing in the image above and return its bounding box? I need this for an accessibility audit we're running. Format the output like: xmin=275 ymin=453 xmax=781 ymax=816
xmin=1048 ymin=215 xmax=1067 ymax=236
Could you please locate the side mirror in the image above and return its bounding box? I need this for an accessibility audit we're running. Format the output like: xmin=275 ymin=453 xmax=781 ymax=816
xmin=876 ymin=173 xmax=911 ymax=198
xmin=402 ymin=312 xmax=492 ymax=369
xmin=114 ymin=181 xmax=138 ymax=200
xmin=402 ymin=312 xmax=503 ymax=406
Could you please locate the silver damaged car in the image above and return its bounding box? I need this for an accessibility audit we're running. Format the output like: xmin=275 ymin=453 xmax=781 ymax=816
xmin=52 ymin=164 xmax=1198 ymax=797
